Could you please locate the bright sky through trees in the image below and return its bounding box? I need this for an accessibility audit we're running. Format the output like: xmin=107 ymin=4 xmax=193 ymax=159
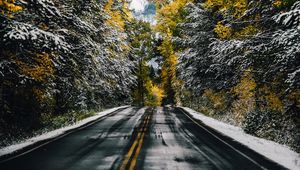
xmin=129 ymin=0 xmax=148 ymax=11
xmin=130 ymin=0 xmax=156 ymax=24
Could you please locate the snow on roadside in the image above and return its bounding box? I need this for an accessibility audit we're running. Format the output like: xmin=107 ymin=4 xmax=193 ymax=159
xmin=0 ymin=105 xmax=130 ymax=157
xmin=180 ymin=107 xmax=300 ymax=170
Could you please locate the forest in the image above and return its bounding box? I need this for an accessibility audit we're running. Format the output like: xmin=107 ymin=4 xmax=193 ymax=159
xmin=0 ymin=0 xmax=299 ymax=154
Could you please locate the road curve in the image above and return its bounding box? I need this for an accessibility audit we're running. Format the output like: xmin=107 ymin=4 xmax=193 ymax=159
xmin=0 ymin=106 xmax=286 ymax=170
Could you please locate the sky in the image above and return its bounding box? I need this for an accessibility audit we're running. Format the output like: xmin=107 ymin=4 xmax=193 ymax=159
xmin=129 ymin=0 xmax=156 ymax=24
xmin=129 ymin=0 xmax=148 ymax=12
xmin=129 ymin=0 xmax=159 ymax=70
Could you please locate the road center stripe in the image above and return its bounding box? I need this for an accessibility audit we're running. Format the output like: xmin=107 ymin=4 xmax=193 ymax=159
xmin=119 ymin=114 xmax=150 ymax=170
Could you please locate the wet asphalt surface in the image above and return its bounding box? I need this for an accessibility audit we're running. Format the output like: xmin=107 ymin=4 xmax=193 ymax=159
xmin=0 ymin=106 xmax=286 ymax=170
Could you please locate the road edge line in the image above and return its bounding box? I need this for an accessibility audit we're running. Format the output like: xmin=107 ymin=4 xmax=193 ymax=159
xmin=177 ymin=107 xmax=268 ymax=170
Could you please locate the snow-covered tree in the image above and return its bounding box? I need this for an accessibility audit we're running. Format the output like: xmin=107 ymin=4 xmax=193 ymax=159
xmin=0 ymin=0 xmax=136 ymax=138
xmin=177 ymin=0 xmax=300 ymax=151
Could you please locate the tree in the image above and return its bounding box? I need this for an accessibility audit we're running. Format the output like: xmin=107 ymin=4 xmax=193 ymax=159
xmin=0 ymin=0 xmax=136 ymax=142
xmin=177 ymin=0 xmax=300 ymax=151
xmin=155 ymin=0 xmax=191 ymax=105
xmin=128 ymin=19 xmax=164 ymax=106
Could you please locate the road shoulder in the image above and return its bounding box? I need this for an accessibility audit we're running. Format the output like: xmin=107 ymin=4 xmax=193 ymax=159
xmin=0 ymin=105 xmax=130 ymax=161
xmin=179 ymin=107 xmax=300 ymax=170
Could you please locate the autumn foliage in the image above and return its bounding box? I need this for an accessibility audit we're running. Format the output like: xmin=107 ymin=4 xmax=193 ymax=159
xmin=0 ymin=0 xmax=22 ymax=17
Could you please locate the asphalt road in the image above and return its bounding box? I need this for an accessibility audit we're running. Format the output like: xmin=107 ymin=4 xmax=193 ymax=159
xmin=0 ymin=106 xmax=286 ymax=170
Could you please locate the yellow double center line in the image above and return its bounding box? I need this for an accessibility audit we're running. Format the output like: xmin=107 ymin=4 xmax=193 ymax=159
xmin=119 ymin=115 xmax=150 ymax=170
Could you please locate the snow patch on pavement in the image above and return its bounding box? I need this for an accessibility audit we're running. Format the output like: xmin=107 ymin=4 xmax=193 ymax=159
xmin=180 ymin=107 xmax=300 ymax=170
xmin=0 ymin=105 xmax=129 ymax=157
